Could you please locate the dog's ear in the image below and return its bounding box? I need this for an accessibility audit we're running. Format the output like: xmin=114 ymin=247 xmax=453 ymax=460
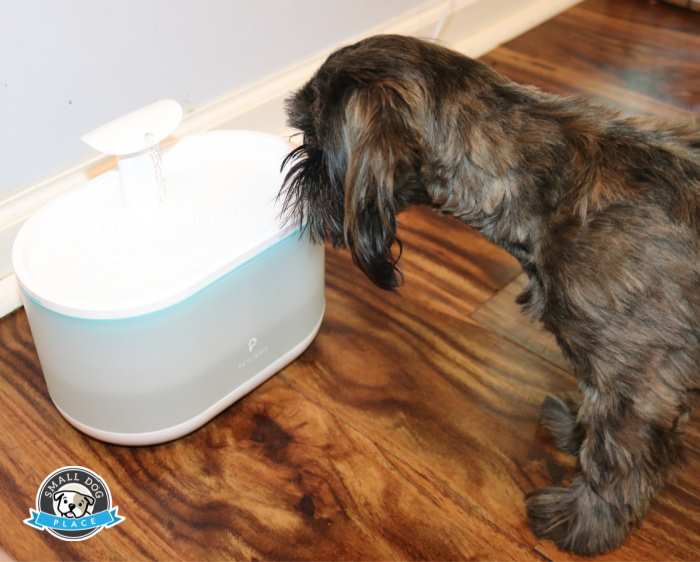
xmin=83 ymin=495 xmax=95 ymax=506
xmin=53 ymin=492 xmax=64 ymax=502
xmin=341 ymin=85 xmax=421 ymax=290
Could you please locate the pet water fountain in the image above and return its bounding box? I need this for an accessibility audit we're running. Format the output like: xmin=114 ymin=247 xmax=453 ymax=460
xmin=12 ymin=100 xmax=325 ymax=446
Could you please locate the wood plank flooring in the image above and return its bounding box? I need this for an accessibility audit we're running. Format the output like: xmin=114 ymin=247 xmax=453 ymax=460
xmin=1 ymin=1 xmax=698 ymax=559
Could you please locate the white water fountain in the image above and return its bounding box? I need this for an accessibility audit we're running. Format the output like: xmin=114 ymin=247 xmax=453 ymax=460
xmin=12 ymin=100 xmax=325 ymax=445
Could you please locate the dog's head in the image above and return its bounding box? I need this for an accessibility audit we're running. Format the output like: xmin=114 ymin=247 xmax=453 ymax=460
xmin=54 ymin=490 xmax=95 ymax=518
xmin=281 ymin=35 xmax=538 ymax=287
xmin=281 ymin=35 xmax=454 ymax=289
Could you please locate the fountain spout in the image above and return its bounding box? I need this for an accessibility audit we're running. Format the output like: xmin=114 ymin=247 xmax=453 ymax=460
xmin=81 ymin=99 xmax=183 ymax=209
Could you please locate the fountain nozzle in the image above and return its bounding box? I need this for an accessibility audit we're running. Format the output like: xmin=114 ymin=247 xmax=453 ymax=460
xmin=81 ymin=99 xmax=183 ymax=209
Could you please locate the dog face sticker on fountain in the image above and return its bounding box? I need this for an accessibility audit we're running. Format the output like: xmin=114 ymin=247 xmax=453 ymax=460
xmin=13 ymin=100 xmax=326 ymax=445
xmin=24 ymin=466 xmax=124 ymax=541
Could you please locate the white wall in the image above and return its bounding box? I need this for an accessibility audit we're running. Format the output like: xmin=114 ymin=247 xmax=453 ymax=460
xmin=0 ymin=0 xmax=426 ymax=198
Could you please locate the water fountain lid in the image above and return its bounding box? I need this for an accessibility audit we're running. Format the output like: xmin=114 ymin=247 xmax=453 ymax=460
xmin=12 ymin=101 xmax=297 ymax=320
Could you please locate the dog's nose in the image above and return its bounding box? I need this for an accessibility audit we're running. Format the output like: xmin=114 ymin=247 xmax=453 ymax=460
xmin=69 ymin=503 xmax=75 ymax=509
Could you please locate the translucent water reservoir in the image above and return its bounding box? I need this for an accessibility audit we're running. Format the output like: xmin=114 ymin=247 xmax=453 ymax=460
xmin=13 ymin=103 xmax=325 ymax=445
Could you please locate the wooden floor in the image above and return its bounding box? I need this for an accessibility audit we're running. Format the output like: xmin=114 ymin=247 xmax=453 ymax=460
xmin=1 ymin=1 xmax=699 ymax=560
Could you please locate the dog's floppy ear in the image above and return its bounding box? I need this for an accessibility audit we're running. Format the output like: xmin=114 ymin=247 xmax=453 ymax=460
xmin=341 ymin=85 xmax=420 ymax=290
xmin=53 ymin=492 xmax=65 ymax=502
xmin=83 ymin=495 xmax=95 ymax=506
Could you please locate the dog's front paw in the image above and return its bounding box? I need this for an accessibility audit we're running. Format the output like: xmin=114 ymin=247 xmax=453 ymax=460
xmin=526 ymin=480 xmax=629 ymax=556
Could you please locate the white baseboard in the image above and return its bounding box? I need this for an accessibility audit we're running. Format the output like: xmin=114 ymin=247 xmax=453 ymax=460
xmin=452 ymin=0 xmax=581 ymax=56
xmin=0 ymin=0 xmax=580 ymax=319
xmin=0 ymin=275 xmax=20 ymax=318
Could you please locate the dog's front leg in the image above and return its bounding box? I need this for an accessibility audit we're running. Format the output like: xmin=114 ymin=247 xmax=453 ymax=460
xmin=526 ymin=375 xmax=686 ymax=555
xmin=521 ymin=205 xmax=700 ymax=555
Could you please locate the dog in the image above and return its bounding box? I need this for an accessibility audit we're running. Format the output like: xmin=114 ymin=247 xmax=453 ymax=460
xmin=280 ymin=34 xmax=700 ymax=555
xmin=54 ymin=489 xmax=95 ymax=518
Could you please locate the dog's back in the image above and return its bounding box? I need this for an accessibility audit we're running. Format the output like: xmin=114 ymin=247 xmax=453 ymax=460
xmin=600 ymin=118 xmax=700 ymax=225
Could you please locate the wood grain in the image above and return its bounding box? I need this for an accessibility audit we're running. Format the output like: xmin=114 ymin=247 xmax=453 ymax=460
xmin=481 ymin=1 xmax=700 ymax=118
xmin=472 ymin=274 xmax=568 ymax=371
xmin=1 ymin=1 xmax=699 ymax=560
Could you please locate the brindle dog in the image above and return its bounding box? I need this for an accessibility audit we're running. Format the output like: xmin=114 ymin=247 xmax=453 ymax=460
xmin=280 ymin=34 xmax=700 ymax=555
